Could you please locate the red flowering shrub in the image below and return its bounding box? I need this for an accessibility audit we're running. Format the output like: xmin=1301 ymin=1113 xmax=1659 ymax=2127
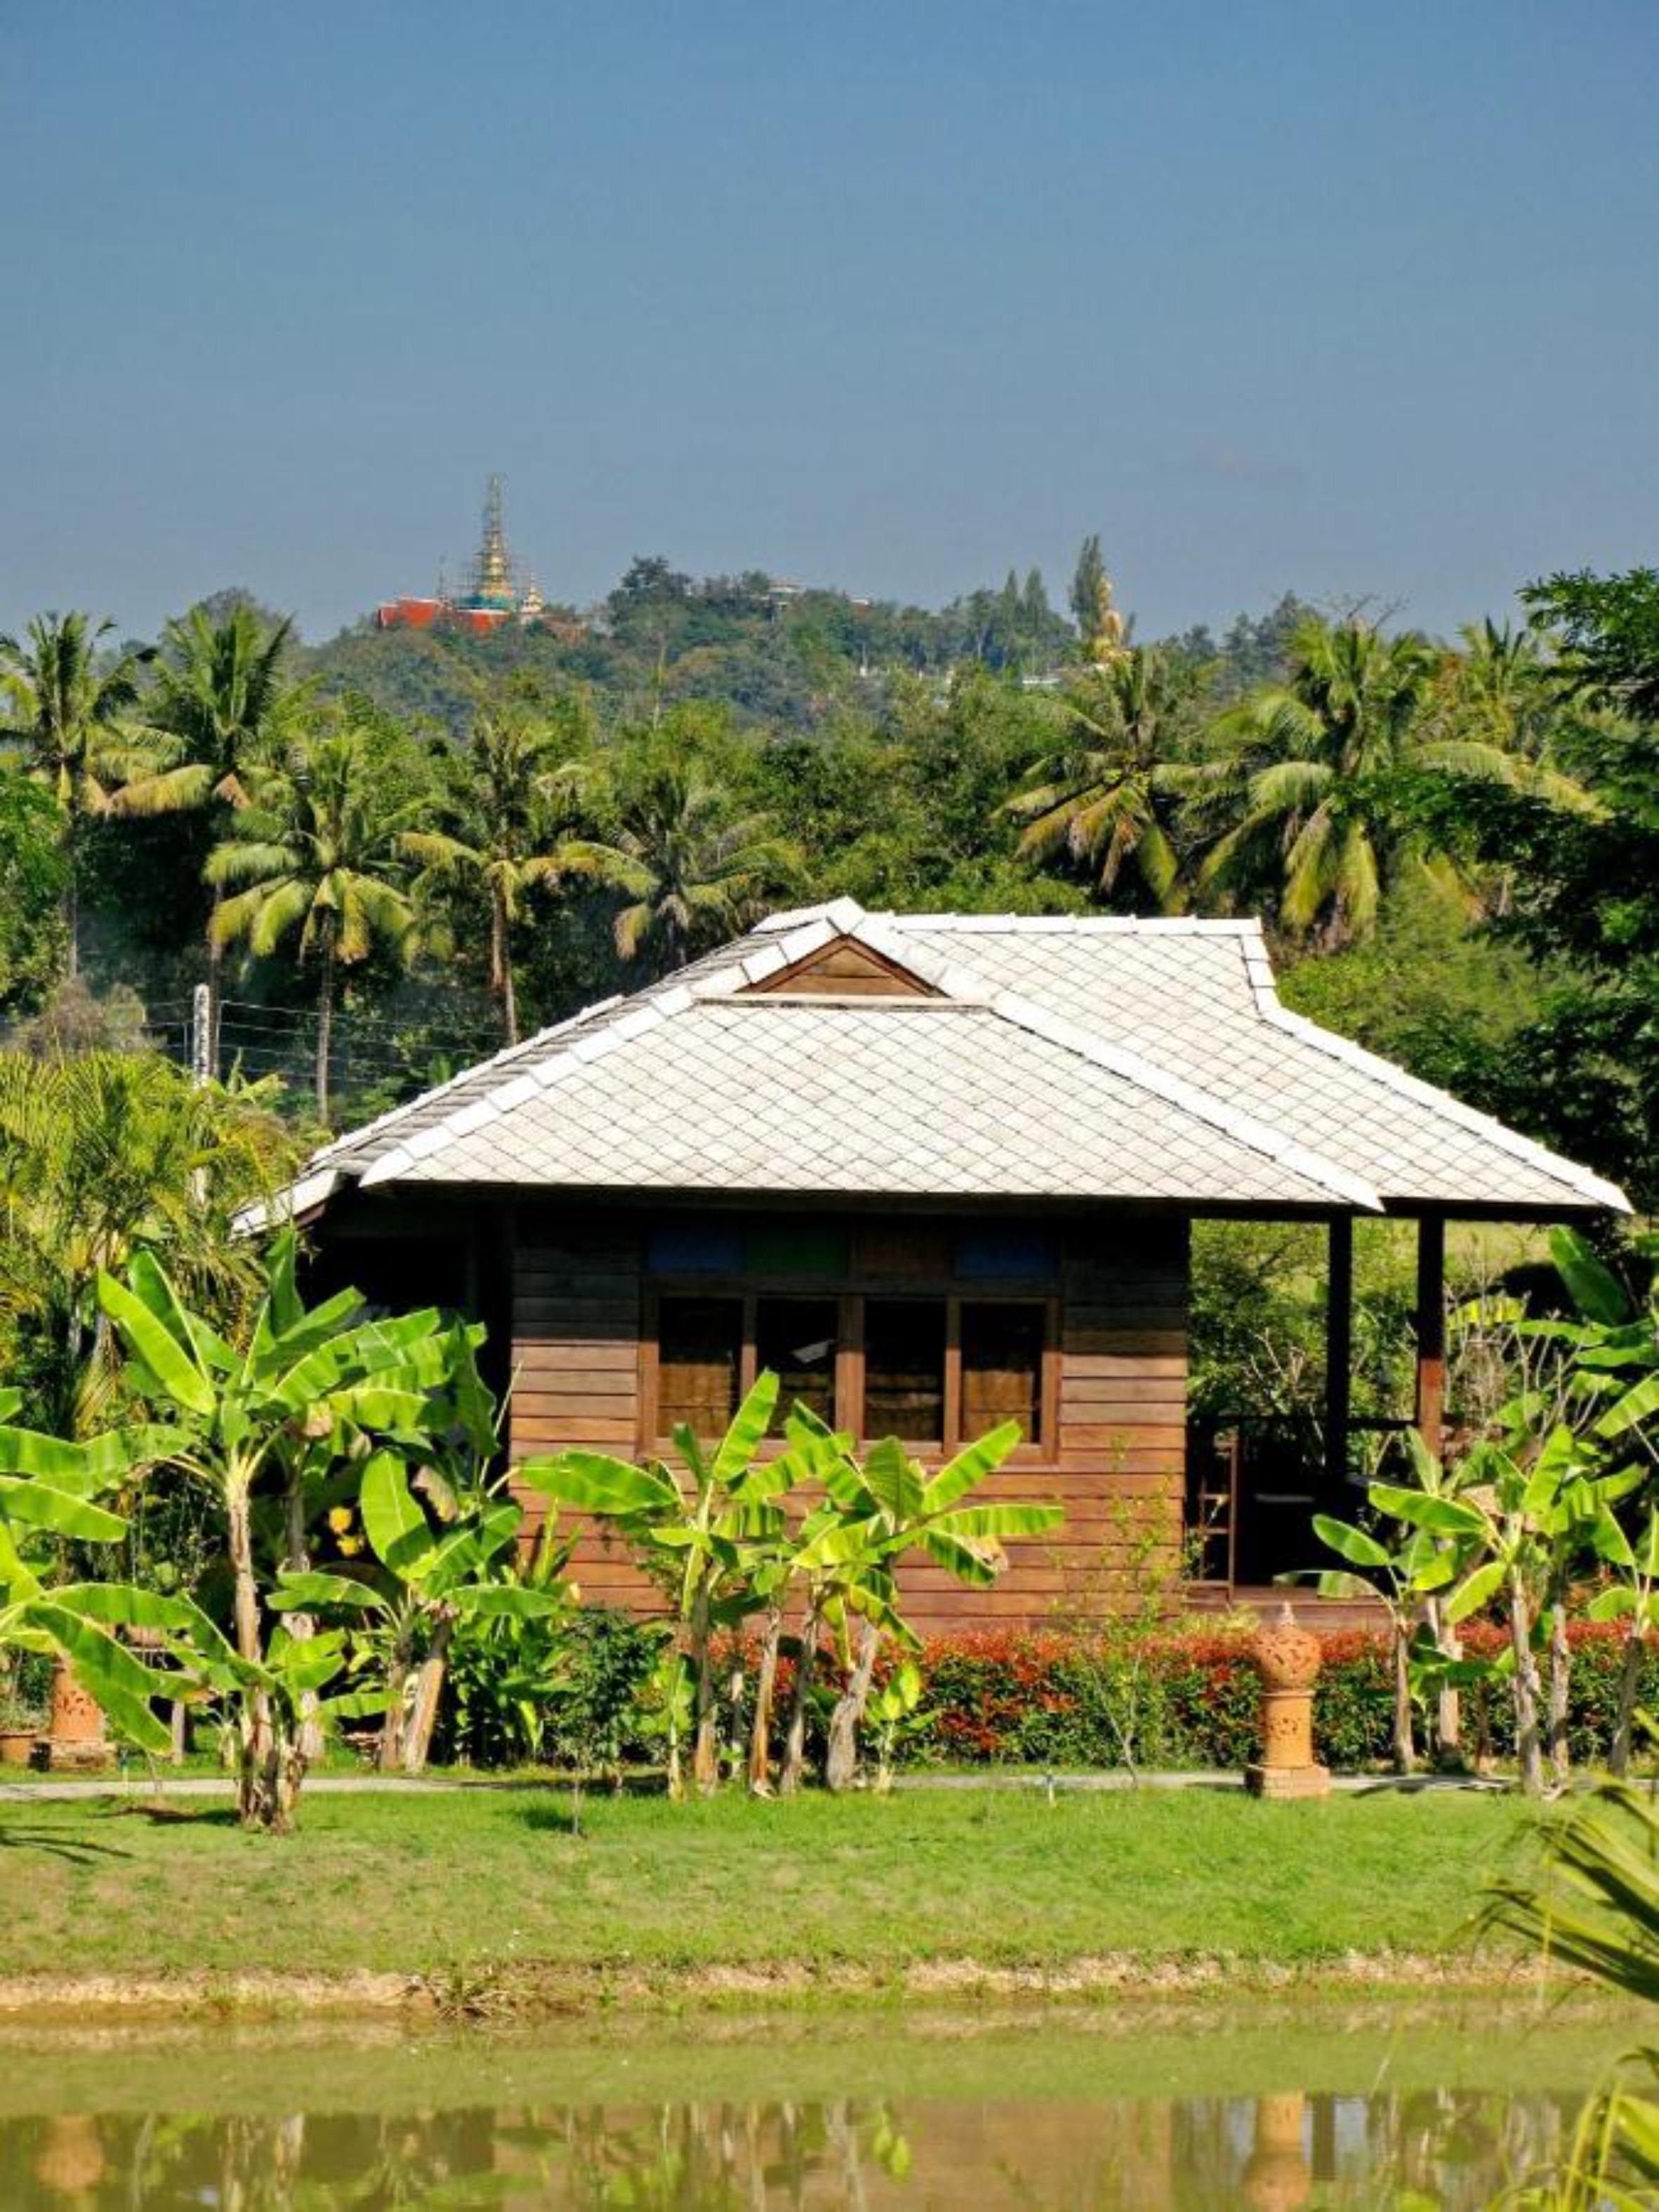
xmin=891 ymin=1620 xmax=1653 ymax=1774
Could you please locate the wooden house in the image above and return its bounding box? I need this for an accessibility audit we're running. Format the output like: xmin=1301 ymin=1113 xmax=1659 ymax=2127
xmin=279 ymin=900 xmax=1629 ymax=1631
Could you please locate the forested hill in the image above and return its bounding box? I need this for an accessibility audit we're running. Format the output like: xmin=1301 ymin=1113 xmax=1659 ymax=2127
xmin=298 ymin=553 xmax=1311 ymax=735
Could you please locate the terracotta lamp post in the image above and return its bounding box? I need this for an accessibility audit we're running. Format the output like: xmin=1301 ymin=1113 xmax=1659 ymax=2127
xmin=1245 ymin=1605 xmax=1330 ymax=1800
xmin=41 ymin=1657 xmax=110 ymax=1772
xmin=1242 ymin=2092 xmax=1312 ymax=2211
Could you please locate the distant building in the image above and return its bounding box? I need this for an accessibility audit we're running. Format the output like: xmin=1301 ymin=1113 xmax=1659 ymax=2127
xmin=375 ymin=477 xmax=576 ymax=637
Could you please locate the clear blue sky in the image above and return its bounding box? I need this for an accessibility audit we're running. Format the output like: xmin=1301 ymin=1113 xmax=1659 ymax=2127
xmin=4 ymin=1 xmax=1655 ymax=645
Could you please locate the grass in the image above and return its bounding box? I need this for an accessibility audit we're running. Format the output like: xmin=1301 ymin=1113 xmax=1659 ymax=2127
xmin=0 ymin=1782 xmax=1552 ymax=1991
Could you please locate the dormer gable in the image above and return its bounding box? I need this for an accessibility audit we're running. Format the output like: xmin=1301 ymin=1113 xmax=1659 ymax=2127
xmin=745 ymin=933 xmax=939 ymax=999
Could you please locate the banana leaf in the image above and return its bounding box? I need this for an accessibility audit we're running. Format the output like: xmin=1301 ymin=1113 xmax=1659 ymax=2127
xmin=98 ymin=1269 xmax=214 ymax=1416
xmin=922 ymin=1420 xmax=1023 ymax=1512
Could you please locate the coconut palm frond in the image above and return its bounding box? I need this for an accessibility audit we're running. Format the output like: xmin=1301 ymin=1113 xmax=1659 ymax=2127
xmin=1248 ymin=757 xmax=1334 ymax=816
xmin=1478 ymin=1779 xmax=1659 ymax=2006
xmin=112 ymin=761 xmax=216 ymax=816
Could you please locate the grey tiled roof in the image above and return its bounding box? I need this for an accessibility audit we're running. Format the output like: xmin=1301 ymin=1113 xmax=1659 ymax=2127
xmin=357 ymin=1000 xmax=1340 ymax=1206
xmin=289 ymin=900 xmax=1628 ymax=1218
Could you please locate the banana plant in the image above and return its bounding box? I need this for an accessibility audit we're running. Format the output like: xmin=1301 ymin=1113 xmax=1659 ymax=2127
xmin=1585 ymin=1502 xmax=1659 ymax=1777
xmin=526 ymin=1381 xmax=1063 ymax=1798
xmin=632 ymin=1644 xmax=696 ymax=1800
xmin=1301 ymin=1508 xmax=1453 ymax=1775
xmin=271 ymin=1449 xmax=569 ymax=1775
xmin=0 ymin=1390 xmax=180 ymax=1755
xmin=1429 ymin=1423 xmax=1615 ymax=1797
xmin=522 ymin=1371 xmax=812 ymax=1797
xmin=47 ymin=1575 xmax=387 ymax=1824
xmin=96 ymin=1229 xmax=461 ymax=1828
xmin=793 ymin=1418 xmax=1063 ymax=1791
xmin=1297 ymin=1426 xmax=1492 ymax=1773
xmin=867 ymin=1658 xmax=926 ymax=1795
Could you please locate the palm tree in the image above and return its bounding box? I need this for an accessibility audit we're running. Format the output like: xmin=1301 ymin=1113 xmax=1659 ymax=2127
xmin=1189 ymin=616 xmax=1522 ymax=947
xmin=206 ymin=727 xmax=418 ymax=1119
xmin=556 ymin=753 xmax=798 ymax=971
xmin=1006 ymin=647 xmax=1189 ymax=909
xmin=402 ymin=704 xmax=583 ymax=1045
xmin=114 ymin=604 xmax=304 ymax=1055
xmin=1432 ymin=617 xmax=1556 ymax=761
xmin=0 ymin=612 xmax=157 ymax=974
xmin=0 ymin=1051 xmax=296 ymax=1437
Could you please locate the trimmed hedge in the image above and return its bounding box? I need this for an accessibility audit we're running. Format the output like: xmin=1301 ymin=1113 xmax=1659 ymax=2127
xmin=901 ymin=1621 xmax=1658 ymax=1774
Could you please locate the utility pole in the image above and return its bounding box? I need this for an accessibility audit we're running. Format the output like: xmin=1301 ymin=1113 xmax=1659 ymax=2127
xmin=190 ymin=982 xmax=213 ymax=1087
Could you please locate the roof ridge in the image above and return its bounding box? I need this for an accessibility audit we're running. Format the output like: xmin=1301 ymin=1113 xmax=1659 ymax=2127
xmin=880 ymin=914 xmax=1260 ymax=936
xmin=982 ymin=989 xmax=1384 ymax=1213
xmin=1234 ymin=931 xmax=1632 ymax=1213
xmin=748 ymin=902 xmax=1260 ymax=939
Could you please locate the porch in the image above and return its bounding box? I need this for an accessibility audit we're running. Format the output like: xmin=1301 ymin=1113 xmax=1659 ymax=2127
xmin=1179 ymin=1210 xmax=1448 ymax=1627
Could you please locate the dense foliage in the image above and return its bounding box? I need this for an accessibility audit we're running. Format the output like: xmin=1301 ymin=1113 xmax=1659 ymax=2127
xmin=408 ymin=1614 xmax=1659 ymax=1778
xmin=0 ymin=555 xmax=1653 ymax=1814
xmin=3 ymin=558 xmax=1650 ymax=1216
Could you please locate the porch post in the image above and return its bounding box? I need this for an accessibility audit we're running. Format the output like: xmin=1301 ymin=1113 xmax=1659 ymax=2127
xmin=1323 ymin=1214 xmax=1354 ymax=1508
xmin=1414 ymin=1213 xmax=1446 ymax=1460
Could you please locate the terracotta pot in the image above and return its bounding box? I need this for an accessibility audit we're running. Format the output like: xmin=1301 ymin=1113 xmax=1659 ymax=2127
xmin=0 ymin=1728 xmax=37 ymax=1767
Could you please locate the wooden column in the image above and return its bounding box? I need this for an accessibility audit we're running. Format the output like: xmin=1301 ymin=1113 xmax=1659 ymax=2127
xmin=1414 ymin=1213 xmax=1447 ymax=1460
xmin=1323 ymin=1215 xmax=1354 ymax=1508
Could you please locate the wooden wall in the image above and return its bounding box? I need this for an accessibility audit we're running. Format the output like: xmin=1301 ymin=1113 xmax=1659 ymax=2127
xmin=510 ymin=1209 xmax=1189 ymax=1635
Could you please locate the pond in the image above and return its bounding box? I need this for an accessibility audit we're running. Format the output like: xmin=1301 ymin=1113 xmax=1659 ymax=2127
xmin=0 ymin=1996 xmax=1640 ymax=2207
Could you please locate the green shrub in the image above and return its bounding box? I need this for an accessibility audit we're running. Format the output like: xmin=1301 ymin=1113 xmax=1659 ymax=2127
xmin=442 ymin=1605 xmax=659 ymax=1772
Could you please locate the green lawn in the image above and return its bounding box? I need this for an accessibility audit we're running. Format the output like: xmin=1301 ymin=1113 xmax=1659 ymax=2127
xmin=0 ymin=1783 xmax=1548 ymax=1996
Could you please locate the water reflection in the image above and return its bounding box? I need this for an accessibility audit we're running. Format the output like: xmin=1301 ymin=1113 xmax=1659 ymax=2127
xmin=0 ymin=2079 xmax=1604 ymax=2208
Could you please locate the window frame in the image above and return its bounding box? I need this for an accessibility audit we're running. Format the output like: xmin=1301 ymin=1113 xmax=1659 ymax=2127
xmin=642 ymin=1276 xmax=1059 ymax=1457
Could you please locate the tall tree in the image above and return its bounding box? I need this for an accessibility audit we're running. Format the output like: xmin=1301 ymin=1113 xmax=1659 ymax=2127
xmin=1069 ymin=534 xmax=1106 ymax=639
xmin=556 ymin=748 xmax=798 ymax=972
xmin=0 ymin=779 xmax=70 ymax=1013
xmin=1406 ymin=570 xmax=1659 ymax=1206
xmin=1022 ymin=567 xmax=1051 ymax=652
xmin=206 ymin=725 xmax=418 ymax=1119
xmin=1007 ymin=647 xmax=1191 ymax=909
xmin=1523 ymin=565 xmax=1659 ymax=721
xmin=0 ymin=612 xmax=156 ymax=973
xmin=402 ymin=700 xmax=586 ymax=1045
xmin=114 ymin=603 xmax=304 ymax=1055
xmin=1191 ymin=617 xmax=1528 ymax=947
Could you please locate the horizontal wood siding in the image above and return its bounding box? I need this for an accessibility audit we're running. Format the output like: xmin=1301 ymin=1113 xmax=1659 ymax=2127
xmin=511 ymin=1218 xmax=663 ymax=1614
xmin=510 ymin=1207 xmax=1191 ymax=1635
xmin=512 ymin=1222 xmax=644 ymax=1458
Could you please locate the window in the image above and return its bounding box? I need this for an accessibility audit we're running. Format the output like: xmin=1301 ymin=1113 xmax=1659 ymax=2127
xmin=957 ymin=1226 xmax=1057 ymax=1280
xmin=745 ymin=1223 xmax=847 ymax=1277
xmin=864 ymin=1299 xmax=946 ymax=1444
xmin=962 ymin=1301 xmax=1044 ymax=1440
xmin=647 ymin=1223 xmax=743 ymax=1275
xmin=646 ymin=1224 xmax=1053 ymax=1452
xmin=658 ymin=1296 xmax=741 ymax=1435
xmin=755 ymin=1297 xmax=838 ymax=1424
